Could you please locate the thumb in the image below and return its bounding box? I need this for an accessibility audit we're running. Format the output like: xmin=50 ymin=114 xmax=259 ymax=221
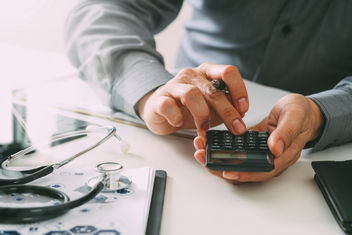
xmin=268 ymin=110 xmax=304 ymax=157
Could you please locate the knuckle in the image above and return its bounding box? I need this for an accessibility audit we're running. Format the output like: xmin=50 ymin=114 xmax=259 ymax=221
xmin=182 ymin=86 xmax=201 ymax=103
xmin=199 ymin=62 xmax=212 ymax=69
xmin=158 ymin=97 xmax=174 ymax=113
xmin=221 ymin=106 xmax=237 ymax=118
xmin=204 ymin=82 xmax=218 ymax=96
xmin=175 ymin=68 xmax=197 ymax=83
xmin=206 ymin=87 xmax=225 ymax=100
xmin=223 ymin=65 xmax=240 ymax=78
xmin=178 ymin=68 xmax=195 ymax=77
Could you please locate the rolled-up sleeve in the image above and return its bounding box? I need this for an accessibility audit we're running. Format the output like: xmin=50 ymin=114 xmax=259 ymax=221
xmin=64 ymin=0 xmax=183 ymax=118
xmin=307 ymin=76 xmax=352 ymax=151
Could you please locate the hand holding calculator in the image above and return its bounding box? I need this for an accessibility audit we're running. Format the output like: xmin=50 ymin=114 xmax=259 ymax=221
xmin=206 ymin=130 xmax=274 ymax=172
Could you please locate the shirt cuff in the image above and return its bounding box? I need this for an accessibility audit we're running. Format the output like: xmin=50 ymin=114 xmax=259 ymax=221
xmin=307 ymin=89 xmax=352 ymax=152
xmin=110 ymin=52 xmax=173 ymax=118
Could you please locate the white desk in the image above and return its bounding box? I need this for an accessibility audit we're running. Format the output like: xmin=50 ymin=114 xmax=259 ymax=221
xmin=1 ymin=44 xmax=350 ymax=235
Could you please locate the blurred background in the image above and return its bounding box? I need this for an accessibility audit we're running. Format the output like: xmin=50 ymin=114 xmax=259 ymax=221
xmin=0 ymin=0 xmax=191 ymax=146
xmin=0 ymin=0 xmax=192 ymax=69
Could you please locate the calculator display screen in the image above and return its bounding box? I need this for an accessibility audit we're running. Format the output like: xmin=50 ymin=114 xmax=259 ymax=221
xmin=211 ymin=152 xmax=247 ymax=159
xmin=210 ymin=152 xmax=269 ymax=165
xmin=211 ymin=152 xmax=267 ymax=160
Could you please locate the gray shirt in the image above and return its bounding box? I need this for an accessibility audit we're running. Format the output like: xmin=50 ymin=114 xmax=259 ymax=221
xmin=65 ymin=0 xmax=352 ymax=152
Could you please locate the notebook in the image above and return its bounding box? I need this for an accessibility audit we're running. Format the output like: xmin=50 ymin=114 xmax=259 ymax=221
xmin=312 ymin=160 xmax=352 ymax=234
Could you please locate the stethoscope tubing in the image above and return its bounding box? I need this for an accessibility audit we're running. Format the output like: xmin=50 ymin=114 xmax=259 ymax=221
xmin=0 ymin=125 xmax=117 ymax=186
xmin=0 ymin=180 xmax=104 ymax=223
xmin=0 ymin=165 xmax=54 ymax=186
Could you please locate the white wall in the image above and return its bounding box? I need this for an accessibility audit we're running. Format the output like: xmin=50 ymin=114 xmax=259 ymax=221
xmin=0 ymin=1 xmax=79 ymax=52
xmin=0 ymin=0 xmax=191 ymax=69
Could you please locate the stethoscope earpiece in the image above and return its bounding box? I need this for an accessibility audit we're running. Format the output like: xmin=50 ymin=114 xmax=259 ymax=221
xmin=119 ymin=140 xmax=130 ymax=154
xmin=86 ymin=125 xmax=130 ymax=154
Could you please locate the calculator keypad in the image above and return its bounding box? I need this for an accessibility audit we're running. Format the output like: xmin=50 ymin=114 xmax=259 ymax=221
xmin=208 ymin=130 xmax=269 ymax=152
xmin=206 ymin=130 xmax=274 ymax=172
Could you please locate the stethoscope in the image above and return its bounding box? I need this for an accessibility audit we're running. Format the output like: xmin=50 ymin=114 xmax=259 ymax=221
xmin=0 ymin=125 xmax=131 ymax=223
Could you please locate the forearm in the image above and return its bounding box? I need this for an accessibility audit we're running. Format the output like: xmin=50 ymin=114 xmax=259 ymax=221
xmin=307 ymin=76 xmax=352 ymax=151
xmin=64 ymin=0 xmax=182 ymax=117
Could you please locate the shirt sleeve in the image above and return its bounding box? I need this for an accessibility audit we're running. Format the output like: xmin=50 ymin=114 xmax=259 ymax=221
xmin=307 ymin=76 xmax=352 ymax=152
xmin=64 ymin=0 xmax=183 ymax=118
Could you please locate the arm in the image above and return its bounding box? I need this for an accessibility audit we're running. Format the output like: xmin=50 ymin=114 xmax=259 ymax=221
xmin=308 ymin=76 xmax=352 ymax=151
xmin=64 ymin=0 xmax=183 ymax=117
xmin=65 ymin=0 xmax=250 ymax=136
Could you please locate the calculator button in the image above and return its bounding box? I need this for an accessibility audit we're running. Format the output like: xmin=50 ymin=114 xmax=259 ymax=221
xmin=259 ymin=145 xmax=269 ymax=150
xmin=258 ymin=145 xmax=269 ymax=150
xmin=257 ymin=132 xmax=269 ymax=138
xmin=246 ymin=131 xmax=256 ymax=136
xmin=223 ymin=146 xmax=233 ymax=150
xmin=246 ymin=142 xmax=256 ymax=146
xmin=211 ymin=146 xmax=221 ymax=150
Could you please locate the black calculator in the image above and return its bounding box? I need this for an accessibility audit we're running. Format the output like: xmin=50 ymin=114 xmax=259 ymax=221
xmin=206 ymin=130 xmax=274 ymax=172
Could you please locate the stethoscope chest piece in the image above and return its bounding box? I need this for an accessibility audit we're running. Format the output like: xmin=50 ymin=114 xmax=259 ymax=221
xmin=88 ymin=162 xmax=132 ymax=193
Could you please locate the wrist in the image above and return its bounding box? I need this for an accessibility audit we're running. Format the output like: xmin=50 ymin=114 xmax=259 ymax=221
xmin=307 ymin=98 xmax=325 ymax=141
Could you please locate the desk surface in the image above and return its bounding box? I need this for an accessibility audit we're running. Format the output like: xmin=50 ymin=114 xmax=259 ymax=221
xmin=1 ymin=43 xmax=349 ymax=235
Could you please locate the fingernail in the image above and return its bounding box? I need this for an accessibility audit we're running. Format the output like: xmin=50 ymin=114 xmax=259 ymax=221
xmin=277 ymin=139 xmax=285 ymax=156
xmin=223 ymin=172 xmax=239 ymax=180
xmin=232 ymin=119 xmax=246 ymax=134
xmin=238 ymin=98 xmax=248 ymax=113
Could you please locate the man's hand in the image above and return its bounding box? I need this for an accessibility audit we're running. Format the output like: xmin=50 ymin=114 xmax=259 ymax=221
xmin=138 ymin=63 xmax=249 ymax=135
xmin=193 ymin=94 xmax=324 ymax=183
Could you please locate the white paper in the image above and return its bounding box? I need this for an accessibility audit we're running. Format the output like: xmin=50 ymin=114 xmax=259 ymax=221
xmin=0 ymin=167 xmax=155 ymax=235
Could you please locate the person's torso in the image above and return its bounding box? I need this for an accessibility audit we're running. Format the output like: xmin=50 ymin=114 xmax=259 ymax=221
xmin=176 ymin=0 xmax=352 ymax=95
